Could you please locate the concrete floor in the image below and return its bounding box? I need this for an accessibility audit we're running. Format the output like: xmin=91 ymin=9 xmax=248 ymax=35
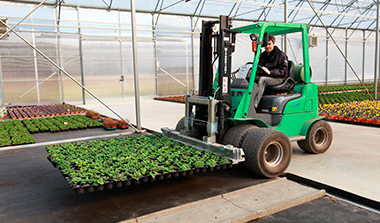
xmin=78 ymin=97 xmax=380 ymax=203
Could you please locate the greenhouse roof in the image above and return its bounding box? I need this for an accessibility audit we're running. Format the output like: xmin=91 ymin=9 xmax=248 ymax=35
xmin=8 ymin=0 xmax=380 ymax=31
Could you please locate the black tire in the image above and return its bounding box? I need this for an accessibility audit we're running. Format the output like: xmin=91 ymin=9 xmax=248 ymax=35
xmin=297 ymin=120 xmax=333 ymax=154
xmin=242 ymin=128 xmax=291 ymax=178
xmin=175 ymin=116 xmax=199 ymax=138
xmin=222 ymin=124 xmax=258 ymax=147
xmin=175 ymin=117 xmax=185 ymax=132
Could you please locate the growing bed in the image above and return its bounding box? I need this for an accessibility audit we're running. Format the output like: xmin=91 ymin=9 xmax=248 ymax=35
xmin=46 ymin=133 xmax=233 ymax=194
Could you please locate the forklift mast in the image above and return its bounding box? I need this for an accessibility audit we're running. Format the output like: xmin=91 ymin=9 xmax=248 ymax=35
xmin=196 ymin=15 xmax=239 ymax=142
xmin=198 ymin=15 xmax=238 ymax=103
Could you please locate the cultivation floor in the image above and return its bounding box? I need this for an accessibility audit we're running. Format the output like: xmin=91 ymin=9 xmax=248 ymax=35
xmin=0 ymin=141 xmax=273 ymax=222
xmin=79 ymin=98 xmax=380 ymax=202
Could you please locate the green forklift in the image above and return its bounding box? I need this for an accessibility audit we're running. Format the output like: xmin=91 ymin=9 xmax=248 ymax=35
xmin=162 ymin=15 xmax=333 ymax=178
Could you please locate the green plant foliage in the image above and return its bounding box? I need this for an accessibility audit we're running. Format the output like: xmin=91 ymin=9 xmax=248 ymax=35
xmin=46 ymin=134 xmax=232 ymax=187
xmin=319 ymin=91 xmax=380 ymax=105
xmin=318 ymin=83 xmax=374 ymax=93
xmin=0 ymin=120 xmax=35 ymax=146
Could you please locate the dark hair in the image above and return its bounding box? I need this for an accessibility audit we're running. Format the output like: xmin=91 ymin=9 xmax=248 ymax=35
xmin=269 ymin=34 xmax=275 ymax=43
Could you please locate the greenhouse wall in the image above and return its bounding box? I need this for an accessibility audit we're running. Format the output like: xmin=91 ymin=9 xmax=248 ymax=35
xmin=0 ymin=1 xmax=378 ymax=106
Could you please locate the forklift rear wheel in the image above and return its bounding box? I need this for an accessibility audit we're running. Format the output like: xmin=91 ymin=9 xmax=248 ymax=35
xmin=297 ymin=120 xmax=333 ymax=154
xmin=242 ymin=128 xmax=291 ymax=178
xmin=222 ymin=124 xmax=258 ymax=147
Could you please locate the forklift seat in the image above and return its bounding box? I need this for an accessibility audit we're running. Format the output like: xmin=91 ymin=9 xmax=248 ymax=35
xmin=265 ymin=60 xmax=295 ymax=93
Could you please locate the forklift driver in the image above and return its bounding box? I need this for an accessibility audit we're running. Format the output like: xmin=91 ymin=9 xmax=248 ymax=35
xmin=253 ymin=34 xmax=288 ymax=108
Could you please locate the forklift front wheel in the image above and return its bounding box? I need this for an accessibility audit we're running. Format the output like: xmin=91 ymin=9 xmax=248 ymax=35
xmin=297 ymin=120 xmax=333 ymax=154
xmin=175 ymin=117 xmax=200 ymax=138
xmin=242 ymin=128 xmax=291 ymax=178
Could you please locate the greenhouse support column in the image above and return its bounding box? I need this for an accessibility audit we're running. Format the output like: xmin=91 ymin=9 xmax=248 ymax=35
xmin=119 ymin=40 xmax=125 ymax=97
xmin=56 ymin=7 xmax=64 ymax=104
xmin=362 ymin=30 xmax=366 ymax=82
xmin=345 ymin=30 xmax=348 ymax=85
xmin=0 ymin=56 xmax=4 ymax=106
xmin=325 ymin=31 xmax=329 ymax=86
xmin=77 ymin=7 xmax=86 ymax=104
xmin=152 ymin=14 xmax=158 ymax=96
xmin=130 ymin=0 xmax=142 ymax=130
xmin=374 ymin=0 xmax=380 ymax=100
xmin=31 ymin=13 xmax=40 ymax=104
xmin=283 ymin=0 xmax=288 ymax=54
xmin=191 ymin=17 xmax=196 ymax=94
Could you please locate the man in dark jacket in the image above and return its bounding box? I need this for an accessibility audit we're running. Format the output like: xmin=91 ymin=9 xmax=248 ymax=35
xmin=253 ymin=34 xmax=288 ymax=108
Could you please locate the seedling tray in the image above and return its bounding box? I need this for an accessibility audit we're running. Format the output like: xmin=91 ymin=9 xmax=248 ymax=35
xmin=46 ymin=133 xmax=233 ymax=194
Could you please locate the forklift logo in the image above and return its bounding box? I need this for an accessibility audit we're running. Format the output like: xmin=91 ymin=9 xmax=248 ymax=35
xmin=223 ymin=77 xmax=228 ymax=93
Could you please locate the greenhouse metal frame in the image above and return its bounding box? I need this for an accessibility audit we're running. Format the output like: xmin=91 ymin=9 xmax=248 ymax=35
xmin=0 ymin=0 xmax=379 ymax=108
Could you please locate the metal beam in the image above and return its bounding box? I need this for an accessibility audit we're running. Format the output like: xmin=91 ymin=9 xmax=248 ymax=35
xmin=130 ymin=0 xmax=142 ymax=130
xmin=374 ymin=0 xmax=379 ymax=100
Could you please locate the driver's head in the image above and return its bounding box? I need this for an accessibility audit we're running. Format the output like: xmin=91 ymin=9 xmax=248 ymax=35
xmin=265 ymin=34 xmax=275 ymax=54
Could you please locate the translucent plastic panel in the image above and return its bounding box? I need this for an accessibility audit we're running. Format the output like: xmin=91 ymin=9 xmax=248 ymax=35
xmin=327 ymin=39 xmax=346 ymax=82
xmin=346 ymin=40 xmax=363 ymax=82
xmin=1 ymin=57 xmax=36 ymax=81
xmin=82 ymin=40 xmax=122 ymax=59
xmin=83 ymin=59 xmax=121 ymax=77
xmin=31 ymin=7 xmax=55 ymax=32
xmin=3 ymin=81 xmax=38 ymax=106
xmin=310 ymin=39 xmax=327 ymax=83
xmin=154 ymin=15 xmax=191 ymax=37
xmin=83 ymin=76 xmax=123 ymax=98
xmin=0 ymin=32 xmax=35 ymax=56
xmin=124 ymin=75 xmax=156 ymax=96
xmin=60 ymin=38 xmax=80 ymax=58
xmin=157 ymin=74 xmax=190 ymax=96
xmin=38 ymin=80 xmax=61 ymax=104
xmin=364 ymin=40 xmax=375 ymax=81
xmin=62 ymin=79 xmax=84 ymax=101
xmin=36 ymin=56 xmax=60 ymax=80
xmin=35 ymin=35 xmax=58 ymax=58
xmin=59 ymin=8 xmax=79 ymax=34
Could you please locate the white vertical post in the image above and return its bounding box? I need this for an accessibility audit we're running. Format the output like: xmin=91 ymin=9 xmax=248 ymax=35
xmin=374 ymin=0 xmax=379 ymax=99
xmin=345 ymin=30 xmax=348 ymax=85
xmin=130 ymin=0 xmax=141 ymax=130
xmin=362 ymin=30 xmax=366 ymax=82
xmin=283 ymin=0 xmax=288 ymax=54
xmin=55 ymin=6 xmax=64 ymax=104
xmin=31 ymin=11 xmax=40 ymax=104
xmin=325 ymin=31 xmax=329 ymax=86
xmin=152 ymin=14 xmax=159 ymax=96
xmin=0 ymin=55 xmax=4 ymax=106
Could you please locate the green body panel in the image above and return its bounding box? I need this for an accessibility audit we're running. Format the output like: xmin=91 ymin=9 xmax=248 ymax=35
xmin=271 ymin=84 xmax=319 ymax=137
xmin=225 ymin=22 xmax=316 ymax=138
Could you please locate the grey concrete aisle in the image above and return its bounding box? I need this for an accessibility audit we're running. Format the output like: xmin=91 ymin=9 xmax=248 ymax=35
xmin=75 ymin=97 xmax=380 ymax=203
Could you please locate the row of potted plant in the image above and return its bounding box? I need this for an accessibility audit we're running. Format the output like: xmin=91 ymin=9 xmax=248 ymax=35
xmin=46 ymin=134 xmax=232 ymax=192
xmin=0 ymin=120 xmax=35 ymax=147
xmin=154 ymin=95 xmax=186 ymax=103
xmin=20 ymin=115 xmax=103 ymax=133
xmin=318 ymin=91 xmax=380 ymax=105
xmin=85 ymin=110 xmax=130 ymax=130
xmin=5 ymin=104 xmax=87 ymax=120
xmin=318 ymin=83 xmax=375 ymax=93
xmin=319 ymin=100 xmax=380 ymax=125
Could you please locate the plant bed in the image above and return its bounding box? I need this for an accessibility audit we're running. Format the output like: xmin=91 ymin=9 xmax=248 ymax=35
xmin=319 ymin=100 xmax=380 ymax=126
xmin=154 ymin=95 xmax=186 ymax=103
xmin=0 ymin=120 xmax=35 ymax=146
xmin=46 ymin=134 xmax=232 ymax=193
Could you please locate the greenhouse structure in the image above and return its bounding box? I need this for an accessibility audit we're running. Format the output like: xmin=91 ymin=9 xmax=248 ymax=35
xmin=0 ymin=0 xmax=379 ymax=106
xmin=0 ymin=1 xmax=380 ymax=222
